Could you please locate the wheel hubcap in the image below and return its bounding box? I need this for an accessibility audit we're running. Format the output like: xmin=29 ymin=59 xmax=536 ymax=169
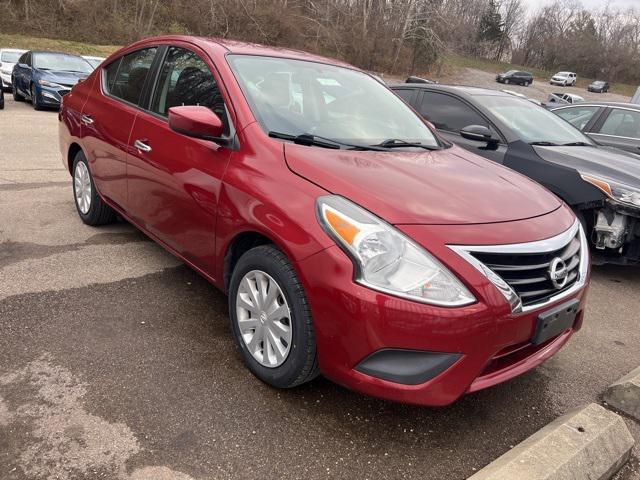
xmin=236 ymin=270 xmax=292 ymax=368
xmin=74 ymin=162 xmax=92 ymax=214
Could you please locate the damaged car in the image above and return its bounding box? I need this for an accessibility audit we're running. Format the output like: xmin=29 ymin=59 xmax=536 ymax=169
xmin=391 ymin=84 xmax=640 ymax=265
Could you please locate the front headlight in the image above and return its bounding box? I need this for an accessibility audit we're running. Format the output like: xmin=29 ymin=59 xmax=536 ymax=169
xmin=316 ymin=196 xmax=476 ymax=307
xmin=581 ymin=173 xmax=640 ymax=208
xmin=38 ymin=79 xmax=62 ymax=88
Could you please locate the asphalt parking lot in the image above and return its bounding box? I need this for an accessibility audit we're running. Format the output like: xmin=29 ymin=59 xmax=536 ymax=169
xmin=1 ymin=95 xmax=639 ymax=480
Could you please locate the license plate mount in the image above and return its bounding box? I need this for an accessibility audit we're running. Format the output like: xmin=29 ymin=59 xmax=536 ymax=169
xmin=532 ymin=299 xmax=580 ymax=345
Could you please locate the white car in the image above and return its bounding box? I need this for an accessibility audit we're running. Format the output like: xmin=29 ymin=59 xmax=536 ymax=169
xmin=546 ymin=92 xmax=584 ymax=106
xmin=550 ymin=71 xmax=577 ymax=86
xmin=0 ymin=48 xmax=27 ymax=88
xmin=82 ymin=56 xmax=106 ymax=70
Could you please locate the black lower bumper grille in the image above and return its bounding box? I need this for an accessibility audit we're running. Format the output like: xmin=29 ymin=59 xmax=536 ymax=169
xmin=470 ymin=232 xmax=582 ymax=307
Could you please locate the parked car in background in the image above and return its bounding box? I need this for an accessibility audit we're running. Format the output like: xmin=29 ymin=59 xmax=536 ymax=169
xmin=391 ymin=83 xmax=640 ymax=265
xmin=496 ymin=70 xmax=533 ymax=86
xmin=552 ymin=102 xmax=640 ymax=155
xmin=0 ymin=48 xmax=27 ymax=88
xmin=502 ymin=89 xmax=542 ymax=106
xmin=587 ymin=80 xmax=609 ymax=93
xmin=12 ymin=51 xmax=92 ymax=110
xmin=550 ymin=72 xmax=577 ymax=86
xmin=547 ymin=92 xmax=584 ymax=105
xmin=82 ymin=55 xmax=106 ymax=69
xmin=59 ymin=36 xmax=590 ymax=406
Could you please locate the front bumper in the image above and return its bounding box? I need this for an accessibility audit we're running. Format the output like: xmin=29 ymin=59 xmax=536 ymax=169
xmin=297 ymin=209 xmax=590 ymax=406
xmin=0 ymin=72 xmax=11 ymax=87
xmin=36 ymin=84 xmax=72 ymax=106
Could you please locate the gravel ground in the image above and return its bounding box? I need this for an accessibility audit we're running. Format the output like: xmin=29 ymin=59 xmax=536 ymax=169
xmin=0 ymin=96 xmax=639 ymax=480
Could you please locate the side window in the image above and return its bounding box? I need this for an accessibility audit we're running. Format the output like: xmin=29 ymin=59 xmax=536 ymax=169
xmin=25 ymin=52 xmax=32 ymax=67
xmin=555 ymin=106 xmax=600 ymax=130
xmin=151 ymin=47 xmax=228 ymax=133
xmin=107 ymin=47 xmax=157 ymax=105
xmin=419 ymin=91 xmax=490 ymax=133
xmin=18 ymin=53 xmax=27 ymax=65
xmin=394 ymin=88 xmax=415 ymax=105
xmin=598 ymin=109 xmax=640 ymax=139
xmin=103 ymin=58 xmax=121 ymax=94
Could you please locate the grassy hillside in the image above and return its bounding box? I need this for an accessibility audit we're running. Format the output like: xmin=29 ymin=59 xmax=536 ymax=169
xmin=444 ymin=53 xmax=638 ymax=97
xmin=0 ymin=33 xmax=119 ymax=57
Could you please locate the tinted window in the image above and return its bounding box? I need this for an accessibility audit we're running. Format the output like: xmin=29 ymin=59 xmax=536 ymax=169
xmin=17 ymin=53 xmax=27 ymax=64
xmin=394 ymin=88 xmax=415 ymax=104
xmin=419 ymin=91 xmax=489 ymax=132
xmin=107 ymin=48 xmax=157 ymax=105
xmin=151 ymin=47 xmax=227 ymax=132
xmin=555 ymin=106 xmax=600 ymax=130
xmin=104 ymin=59 xmax=121 ymax=93
xmin=598 ymin=109 xmax=640 ymax=139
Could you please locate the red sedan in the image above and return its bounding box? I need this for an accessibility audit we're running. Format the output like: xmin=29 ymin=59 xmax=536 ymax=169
xmin=59 ymin=36 xmax=590 ymax=406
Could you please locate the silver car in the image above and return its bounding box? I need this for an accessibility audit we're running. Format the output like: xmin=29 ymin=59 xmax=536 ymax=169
xmin=0 ymin=48 xmax=27 ymax=88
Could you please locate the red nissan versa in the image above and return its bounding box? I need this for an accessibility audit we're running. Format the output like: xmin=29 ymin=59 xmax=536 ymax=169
xmin=59 ymin=36 xmax=591 ymax=406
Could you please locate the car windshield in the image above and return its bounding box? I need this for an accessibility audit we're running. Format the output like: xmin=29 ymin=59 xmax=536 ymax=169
xmin=477 ymin=95 xmax=593 ymax=144
xmin=33 ymin=53 xmax=92 ymax=73
xmin=505 ymin=70 xmax=518 ymax=75
xmin=556 ymin=72 xmax=570 ymax=77
xmin=593 ymin=81 xmax=605 ymax=85
xmin=227 ymin=55 xmax=439 ymax=147
xmin=1 ymin=51 xmax=22 ymax=63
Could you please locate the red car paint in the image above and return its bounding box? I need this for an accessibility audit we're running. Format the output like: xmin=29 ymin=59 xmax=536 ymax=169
xmin=59 ymin=36 xmax=590 ymax=406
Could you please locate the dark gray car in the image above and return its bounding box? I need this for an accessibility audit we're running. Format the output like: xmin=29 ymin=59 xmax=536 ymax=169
xmin=551 ymin=102 xmax=640 ymax=156
xmin=391 ymin=83 xmax=640 ymax=264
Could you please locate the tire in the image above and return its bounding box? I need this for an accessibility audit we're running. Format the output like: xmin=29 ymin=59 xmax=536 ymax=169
xmin=12 ymin=81 xmax=24 ymax=101
xmin=72 ymin=151 xmax=116 ymax=226
xmin=31 ymin=84 xmax=42 ymax=110
xmin=525 ymin=80 xmax=531 ymax=86
xmin=228 ymin=245 xmax=319 ymax=389
xmin=504 ymin=79 xmax=510 ymax=84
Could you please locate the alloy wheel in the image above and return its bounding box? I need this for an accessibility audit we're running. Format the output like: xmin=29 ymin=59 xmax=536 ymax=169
xmin=74 ymin=161 xmax=92 ymax=214
xmin=235 ymin=270 xmax=292 ymax=368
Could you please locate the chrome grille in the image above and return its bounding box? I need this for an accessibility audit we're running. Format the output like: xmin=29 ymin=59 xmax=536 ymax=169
xmin=469 ymin=232 xmax=582 ymax=307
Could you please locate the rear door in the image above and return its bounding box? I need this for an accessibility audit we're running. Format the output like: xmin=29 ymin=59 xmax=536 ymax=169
xmin=589 ymin=107 xmax=640 ymax=154
xmin=553 ymin=105 xmax=604 ymax=132
xmin=126 ymin=44 xmax=233 ymax=273
xmin=416 ymin=90 xmax=507 ymax=163
xmin=81 ymin=47 xmax=158 ymax=208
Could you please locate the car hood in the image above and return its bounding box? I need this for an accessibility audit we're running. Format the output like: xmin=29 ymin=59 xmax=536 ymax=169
xmin=533 ymin=145 xmax=640 ymax=187
xmin=37 ymin=69 xmax=88 ymax=86
xmin=284 ymin=143 xmax=562 ymax=225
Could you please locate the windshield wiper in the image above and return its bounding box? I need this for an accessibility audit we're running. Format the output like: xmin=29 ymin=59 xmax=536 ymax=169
xmin=529 ymin=141 xmax=559 ymax=146
xmin=268 ymin=131 xmax=386 ymax=151
xmin=562 ymin=141 xmax=592 ymax=146
xmin=373 ymin=138 xmax=441 ymax=150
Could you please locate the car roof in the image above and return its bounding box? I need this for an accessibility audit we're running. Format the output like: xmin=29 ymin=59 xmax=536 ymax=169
xmin=552 ymin=101 xmax=640 ymax=110
xmin=124 ymin=35 xmax=356 ymax=70
xmin=0 ymin=48 xmax=27 ymax=52
xmin=391 ymin=83 xmax=512 ymax=98
xmin=29 ymin=50 xmax=83 ymax=56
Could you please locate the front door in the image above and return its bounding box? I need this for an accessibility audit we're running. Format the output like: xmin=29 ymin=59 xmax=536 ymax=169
xmin=126 ymin=45 xmax=233 ymax=274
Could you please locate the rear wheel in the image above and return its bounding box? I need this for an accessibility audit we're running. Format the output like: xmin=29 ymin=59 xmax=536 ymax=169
xmin=228 ymin=245 xmax=319 ymax=389
xmin=72 ymin=151 xmax=116 ymax=226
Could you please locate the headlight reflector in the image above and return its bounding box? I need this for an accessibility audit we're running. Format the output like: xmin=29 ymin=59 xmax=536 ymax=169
xmin=38 ymin=79 xmax=62 ymax=88
xmin=316 ymin=196 xmax=476 ymax=307
xmin=581 ymin=173 xmax=640 ymax=207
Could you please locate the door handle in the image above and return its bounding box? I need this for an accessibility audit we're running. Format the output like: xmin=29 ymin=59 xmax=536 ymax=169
xmin=81 ymin=114 xmax=94 ymax=125
xmin=134 ymin=139 xmax=152 ymax=153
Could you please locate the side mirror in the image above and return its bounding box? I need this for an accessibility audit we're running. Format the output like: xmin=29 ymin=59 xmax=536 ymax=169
xmin=168 ymin=106 xmax=226 ymax=144
xmin=460 ymin=125 xmax=499 ymax=146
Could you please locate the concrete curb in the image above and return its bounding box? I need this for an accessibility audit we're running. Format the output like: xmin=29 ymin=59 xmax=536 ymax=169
xmin=468 ymin=403 xmax=634 ymax=480
xmin=604 ymin=366 xmax=640 ymax=420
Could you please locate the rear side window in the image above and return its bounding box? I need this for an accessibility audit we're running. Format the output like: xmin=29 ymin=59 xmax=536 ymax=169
xmin=394 ymin=88 xmax=416 ymax=105
xmin=598 ymin=109 xmax=640 ymax=139
xmin=555 ymin=106 xmax=600 ymax=130
xmin=104 ymin=47 xmax=157 ymax=105
xmin=419 ymin=91 xmax=489 ymax=132
xmin=150 ymin=46 xmax=228 ymax=133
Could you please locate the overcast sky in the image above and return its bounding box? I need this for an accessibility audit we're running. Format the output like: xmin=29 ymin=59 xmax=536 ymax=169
xmin=524 ymin=0 xmax=639 ymax=12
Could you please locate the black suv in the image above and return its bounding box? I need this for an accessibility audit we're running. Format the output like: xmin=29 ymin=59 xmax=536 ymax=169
xmin=496 ymin=70 xmax=533 ymax=86
xmin=392 ymin=83 xmax=640 ymax=265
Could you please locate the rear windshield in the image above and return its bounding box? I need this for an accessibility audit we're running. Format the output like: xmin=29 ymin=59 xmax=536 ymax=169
xmin=1 ymin=51 xmax=22 ymax=63
xmin=33 ymin=53 xmax=92 ymax=73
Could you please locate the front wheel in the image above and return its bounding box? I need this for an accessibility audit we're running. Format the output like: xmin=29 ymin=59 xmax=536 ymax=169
xmin=228 ymin=245 xmax=319 ymax=389
xmin=12 ymin=82 xmax=24 ymax=101
xmin=31 ymin=84 xmax=42 ymax=110
xmin=504 ymin=79 xmax=510 ymax=84
xmin=72 ymin=151 xmax=116 ymax=225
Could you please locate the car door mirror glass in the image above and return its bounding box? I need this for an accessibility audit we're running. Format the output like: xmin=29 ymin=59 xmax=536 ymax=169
xmin=169 ymin=105 xmax=225 ymax=143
